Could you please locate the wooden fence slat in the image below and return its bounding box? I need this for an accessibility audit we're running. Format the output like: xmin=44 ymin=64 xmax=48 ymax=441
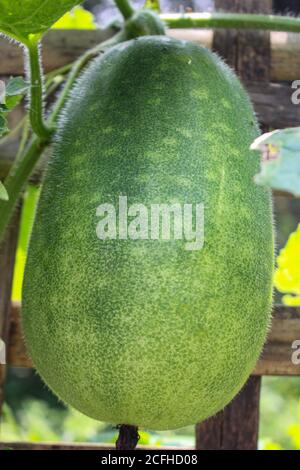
xmin=254 ymin=305 xmax=300 ymax=376
xmin=195 ymin=376 xmax=261 ymax=450
xmin=0 ymin=441 xmax=187 ymax=450
xmin=8 ymin=302 xmax=32 ymax=368
xmin=0 ymin=28 xmax=116 ymax=75
xmin=245 ymin=81 xmax=299 ymax=128
xmin=0 ymin=28 xmax=300 ymax=81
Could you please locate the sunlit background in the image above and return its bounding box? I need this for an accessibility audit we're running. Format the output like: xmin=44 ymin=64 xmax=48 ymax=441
xmin=1 ymin=0 xmax=300 ymax=450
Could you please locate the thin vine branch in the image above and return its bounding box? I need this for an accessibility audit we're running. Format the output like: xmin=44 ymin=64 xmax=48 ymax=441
xmin=115 ymin=0 xmax=135 ymax=20
xmin=15 ymin=117 xmax=30 ymax=163
xmin=0 ymin=136 xmax=46 ymax=240
xmin=26 ymin=38 xmax=53 ymax=140
xmin=45 ymin=63 xmax=74 ymax=88
xmin=160 ymin=12 xmax=300 ymax=33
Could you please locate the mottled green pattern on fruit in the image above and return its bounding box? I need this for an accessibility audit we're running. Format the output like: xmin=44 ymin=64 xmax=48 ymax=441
xmin=22 ymin=37 xmax=274 ymax=430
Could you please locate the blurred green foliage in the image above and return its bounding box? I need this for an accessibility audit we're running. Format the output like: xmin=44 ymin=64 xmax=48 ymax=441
xmin=260 ymin=377 xmax=300 ymax=450
xmin=274 ymin=224 xmax=300 ymax=306
xmin=12 ymin=185 xmax=40 ymax=302
xmin=0 ymin=398 xmax=190 ymax=447
xmin=144 ymin=0 xmax=160 ymax=12
xmin=52 ymin=5 xmax=97 ymax=29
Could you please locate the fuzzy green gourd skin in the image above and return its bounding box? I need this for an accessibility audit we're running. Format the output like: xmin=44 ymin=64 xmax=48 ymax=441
xmin=22 ymin=36 xmax=273 ymax=430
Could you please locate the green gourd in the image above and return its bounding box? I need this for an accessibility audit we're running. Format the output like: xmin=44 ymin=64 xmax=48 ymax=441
xmin=22 ymin=36 xmax=274 ymax=430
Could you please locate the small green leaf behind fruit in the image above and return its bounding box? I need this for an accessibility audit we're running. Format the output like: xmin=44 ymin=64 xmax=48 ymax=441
xmin=0 ymin=181 xmax=8 ymax=201
xmin=52 ymin=5 xmax=97 ymax=30
xmin=0 ymin=77 xmax=29 ymax=138
xmin=144 ymin=0 xmax=161 ymax=12
xmin=4 ymin=77 xmax=29 ymax=111
xmin=6 ymin=77 xmax=29 ymax=96
xmin=0 ymin=0 xmax=83 ymax=43
xmin=252 ymin=127 xmax=300 ymax=197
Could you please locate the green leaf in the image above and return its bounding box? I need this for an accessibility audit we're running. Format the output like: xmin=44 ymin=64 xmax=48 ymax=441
xmin=0 ymin=0 xmax=83 ymax=42
xmin=0 ymin=181 xmax=8 ymax=201
xmin=0 ymin=114 xmax=9 ymax=137
xmin=144 ymin=0 xmax=161 ymax=12
xmin=5 ymin=95 xmax=23 ymax=111
xmin=274 ymin=224 xmax=300 ymax=306
xmin=5 ymin=77 xmax=29 ymax=110
xmin=252 ymin=127 xmax=300 ymax=197
xmin=52 ymin=5 xmax=96 ymax=30
xmin=0 ymin=77 xmax=28 ymax=114
xmin=5 ymin=77 xmax=29 ymax=96
xmin=0 ymin=77 xmax=29 ymax=141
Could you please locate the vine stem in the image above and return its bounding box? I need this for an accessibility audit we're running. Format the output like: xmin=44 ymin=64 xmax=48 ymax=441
xmin=115 ymin=0 xmax=135 ymax=20
xmin=160 ymin=12 xmax=300 ymax=33
xmin=45 ymin=63 xmax=74 ymax=88
xmin=0 ymin=136 xmax=46 ymax=240
xmin=26 ymin=38 xmax=53 ymax=140
xmin=15 ymin=117 xmax=30 ymax=163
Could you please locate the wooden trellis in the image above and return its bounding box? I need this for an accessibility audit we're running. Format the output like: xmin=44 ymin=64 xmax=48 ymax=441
xmin=0 ymin=0 xmax=300 ymax=450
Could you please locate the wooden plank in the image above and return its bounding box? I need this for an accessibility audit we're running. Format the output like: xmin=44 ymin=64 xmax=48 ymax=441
xmin=245 ymin=80 xmax=300 ymax=128
xmin=271 ymin=31 xmax=300 ymax=81
xmin=0 ymin=441 xmax=188 ymax=450
xmin=0 ymin=211 xmax=20 ymax=414
xmin=0 ymin=28 xmax=116 ymax=75
xmin=254 ymin=305 xmax=300 ymax=376
xmin=7 ymin=302 xmax=32 ymax=368
xmin=0 ymin=28 xmax=299 ymax=81
xmin=195 ymin=376 xmax=261 ymax=450
xmin=170 ymin=28 xmax=300 ymax=82
xmin=7 ymin=303 xmax=300 ymax=375
xmin=213 ymin=0 xmax=272 ymax=80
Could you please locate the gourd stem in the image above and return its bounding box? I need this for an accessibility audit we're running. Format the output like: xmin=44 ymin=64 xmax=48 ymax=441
xmin=26 ymin=39 xmax=53 ymax=140
xmin=115 ymin=0 xmax=135 ymax=20
xmin=116 ymin=424 xmax=140 ymax=450
xmin=160 ymin=12 xmax=300 ymax=33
